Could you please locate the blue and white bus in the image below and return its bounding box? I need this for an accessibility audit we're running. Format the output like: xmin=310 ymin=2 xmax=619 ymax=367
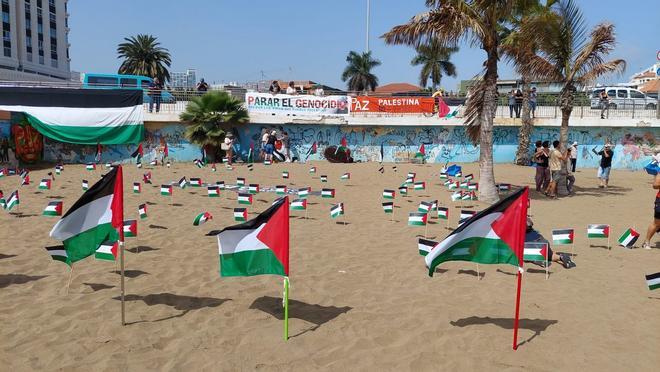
xmin=82 ymin=73 xmax=175 ymax=103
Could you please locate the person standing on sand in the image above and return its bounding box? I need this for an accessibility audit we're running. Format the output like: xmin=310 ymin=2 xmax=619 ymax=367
xmin=566 ymin=147 xmax=576 ymax=193
xmin=569 ymin=141 xmax=578 ymax=172
xmin=545 ymin=140 xmax=566 ymax=198
xmin=641 ymin=172 xmax=660 ymax=250
xmin=532 ymin=141 xmax=544 ymax=191
xmin=592 ymin=144 xmax=613 ymax=188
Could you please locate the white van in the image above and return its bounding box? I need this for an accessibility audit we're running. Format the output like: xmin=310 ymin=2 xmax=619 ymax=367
xmin=590 ymin=87 xmax=657 ymax=110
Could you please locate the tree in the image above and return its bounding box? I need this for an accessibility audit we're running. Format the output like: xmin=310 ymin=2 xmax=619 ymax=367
xmin=341 ymin=51 xmax=381 ymax=93
xmin=411 ymin=40 xmax=458 ymax=90
xmin=383 ymin=0 xmax=536 ymax=203
xmin=117 ymin=34 xmax=172 ymax=82
xmin=180 ymin=91 xmax=249 ymax=161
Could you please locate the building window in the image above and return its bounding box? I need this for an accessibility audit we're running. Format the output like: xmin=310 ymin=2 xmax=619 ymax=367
xmin=26 ymin=52 xmax=32 ymax=61
xmin=2 ymin=13 xmax=8 ymax=24
xmin=49 ymin=13 xmax=55 ymax=23
xmin=37 ymin=0 xmax=42 ymax=8
xmin=39 ymin=55 xmax=43 ymax=64
xmin=50 ymin=59 xmax=57 ymax=68
xmin=4 ymin=47 xmax=10 ymax=57
xmin=37 ymin=23 xmax=43 ymax=33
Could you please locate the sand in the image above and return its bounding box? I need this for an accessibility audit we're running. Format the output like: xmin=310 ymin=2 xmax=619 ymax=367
xmin=1 ymin=161 xmax=659 ymax=371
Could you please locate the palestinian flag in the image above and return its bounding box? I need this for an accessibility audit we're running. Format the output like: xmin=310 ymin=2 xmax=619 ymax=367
xmin=440 ymin=172 xmax=448 ymax=179
xmin=104 ymin=163 xmax=112 ymax=168
xmin=405 ymin=177 xmax=415 ymax=185
xmin=448 ymin=182 xmax=459 ymax=190
xmin=0 ymin=190 xmax=4 ymax=209
xmin=587 ymin=224 xmax=609 ymax=238
xmin=461 ymin=192 xmax=472 ymax=201
xmin=136 ymin=161 xmax=142 ymax=168
xmin=49 ymin=166 xmax=123 ymax=264
xmin=321 ymin=188 xmax=335 ymax=198
xmin=149 ymin=159 xmax=158 ymax=166
xmin=178 ymin=176 xmax=187 ymax=189
xmin=246 ymin=164 xmax=253 ymax=171
xmin=392 ymin=166 xmax=397 ymax=172
xmin=226 ymin=165 xmax=234 ymax=171
xmin=131 ymin=143 xmax=144 ymax=160
xmin=455 ymin=172 xmax=462 ymax=177
xmin=418 ymin=238 xmax=438 ymax=256
xmin=20 ymin=169 xmax=28 ymax=179
xmin=407 ymin=172 xmax=416 ymax=179
xmin=460 ymin=181 xmax=469 ymax=189
xmin=161 ymin=185 xmax=173 ymax=196
xmin=216 ymin=181 xmax=225 ymax=189
xmin=523 ymin=242 xmax=548 ymax=261
xmin=248 ymin=184 xmax=259 ymax=194
xmin=207 ymin=186 xmax=220 ymax=197
xmin=464 ymin=174 xmax=474 ymax=181
xmin=236 ymin=177 xmax=245 ymax=186
xmin=133 ymin=182 xmax=141 ymax=193
xmin=194 ymin=159 xmax=203 ymax=168
xmin=85 ymin=163 xmax=96 ymax=171
xmin=21 ymin=174 xmax=30 ymax=185
xmin=166 ymin=161 xmax=171 ymax=168
xmin=468 ymin=183 xmax=479 ymax=191
xmin=382 ymin=202 xmax=393 ymax=214
xmin=123 ymin=220 xmax=137 ymax=237
xmin=341 ymin=173 xmax=350 ymax=180
xmin=418 ymin=201 xmax=432 ymax=213
xmin=309 ymin=167 xmax=316 ymax=174
xmin=425 ymin=188 xmax=529 ymax=276
xmin=415 ymin=144 xmax=425 ymax=158
xmin=238 ymin=193 xmax=253 ymax=205
xmin=459 ymin=210 xmax=476 ymax=224
xmin=398 ymin=186 xmax=408 ymax=196
xmin=298 ymin=187 xmax=310 ymax=199
xmin=138 ymin=203 xmax=147 ymax=219
xmin=0 ymin=168 xmax=5 ymax=177
xmin=552 ymin=229 xmax=574 ymax=245
xmin=163 ymin=142 xmax=168 ymax=158
xmin=143 ymin=171 xmax=152 ymax=184
xmin=82 ymin=179 xmax=89 ymax=191
xmin=618 ymin=228 xmax=639 ymax=248
xmin=290 ymin=199 xmax=307 ymax=210
xmin=54 ymin=166 xmax=62 ymax=175
xmin=451 ymin=191 xmax=462 ymax=201
xmin=383 ymin=189 xmax=395 ymax=199
xmin=0 ymin=88 xmax=143 ymax=144
xmin=94 ymin=240 xmax=118 ymax=261
xmin=45 ymin=246 xmax=71 ymax=266
xmin=430 ymin=200 xmax=438 ymax=212
xmin=306 ymin=142 xmax=318 ymax=158
xmin=437 ymin=207 xmax=449 ymax=220
xmin=6 ymin=190 xmax=18 ymax=210
xmin=43 ymin=201 xmax=63 ymax=216
xmin=408 ymin=212 xmax=427 ymax=226
xmin=276 ymin=185 xmax=287 ymax=195
xmin=469 ymin=191 xmax=478 ymax=201
xmin=378 ymin=166 xmax=384 ymax=173
xmin=330 ymin=203 xmax=344 ymax=218
xmin=39 ymin=178 xmax=51 ymax=190
xmin=320 ymin=175 xmax=328 ymax=183
xmin=193 ymin=212 xmax=212 ymax=226
xmin=498 ymin=183 xmax=512 ymax=191
xmin=233 ymin=208 xmax=248 ymax=222
xmin=414 ymin=182 xmax=425 ymax=191
xmin=646 ymin=272 xmax=660 ymax=291
xmin=216 ymin=196 xmax=289 ymax=277
xmin=190 ymin=178 xmax=202 ymax=187
xmin=282 ymin=171 xmax=289 ymax=179
xmin=264 ymin=160 xmax=272 ymax=165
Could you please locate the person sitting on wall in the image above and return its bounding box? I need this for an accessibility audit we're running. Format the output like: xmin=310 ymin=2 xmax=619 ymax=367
xmin=269 ymin=81 xmax=281 ymax=95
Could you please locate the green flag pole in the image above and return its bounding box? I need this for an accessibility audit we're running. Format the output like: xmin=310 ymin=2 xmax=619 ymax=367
xmin=283 ymin=276 xmax=289 ymax=341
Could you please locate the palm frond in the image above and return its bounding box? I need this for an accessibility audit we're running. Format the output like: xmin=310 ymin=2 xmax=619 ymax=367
xmin=576 ymin=59 xmax=626 ymax=84
xmin=571 ymin=23 xmax=618 ymax=81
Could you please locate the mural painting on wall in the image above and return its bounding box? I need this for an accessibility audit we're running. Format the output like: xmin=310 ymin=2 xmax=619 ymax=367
xmin=11 ymin=116 xmax=43 ymax=163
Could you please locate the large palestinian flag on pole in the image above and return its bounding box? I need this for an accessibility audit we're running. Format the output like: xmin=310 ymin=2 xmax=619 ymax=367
xmin=214 ymin=197 xmax=289 ymax=277
xmin=0 ymin=87 xmax=143 ymax=144
xmin=49 ymin=166 xmax=123 ymax=264
xmin=424 ymin=187 xmax=529 ymax=276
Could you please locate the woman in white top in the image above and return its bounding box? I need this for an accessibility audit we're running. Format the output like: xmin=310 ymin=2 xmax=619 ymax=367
xmin=223 ymin=133 xmax=234 ymax=165
xmin=286 ymin=81 xmax=297 ymax=95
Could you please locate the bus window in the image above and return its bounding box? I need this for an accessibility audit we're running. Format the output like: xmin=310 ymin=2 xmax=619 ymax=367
xmin=87 ymin=76 xmax=118 ymax=87
xmin=616 ymin=90 xmax=627 ymax=98
xmin=140 ymin=80 xmax=151 ymax=89
xmin=607 ymin=89 xmax=616 ymax=98
xmin=120 ymin=78 xmax=137 ymax=88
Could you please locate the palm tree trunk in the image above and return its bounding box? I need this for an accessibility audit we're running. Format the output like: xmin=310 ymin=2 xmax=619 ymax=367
xmin=556 ymin=85 xmax=574 ymax=197
xmin=478 ymin=50 xmax=500 ymax=204
xmin=514 ymin=78 xmax=533 ymax=165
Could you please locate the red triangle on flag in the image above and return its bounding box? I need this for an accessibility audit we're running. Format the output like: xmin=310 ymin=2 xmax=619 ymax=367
xmin=256 ymin=197 xmax=290 ymax=276
xmin=491 ymin=188 xmax=529 ymax=266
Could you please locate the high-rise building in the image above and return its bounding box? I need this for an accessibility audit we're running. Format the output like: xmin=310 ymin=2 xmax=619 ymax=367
xmin=170 ymin=69 xmax=196 ymax=89
xmin=0 ymin=0 xmax=71 ymax=81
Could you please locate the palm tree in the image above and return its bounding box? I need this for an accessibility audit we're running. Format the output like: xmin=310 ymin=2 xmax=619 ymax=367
xmin=341 ymin=51 xmax=381 ymax=93
xmin=515 ymin=0 xmax=625 ymax=145
xmin=383 ymin=0 xmax=536 ymax=203
xmin=180 ymin=91 xmax=249 ymax=161
xmin=411 ymin=41 xmax=458 ymax=90
xmin=117 ymin=34 xmax=172 ymax=82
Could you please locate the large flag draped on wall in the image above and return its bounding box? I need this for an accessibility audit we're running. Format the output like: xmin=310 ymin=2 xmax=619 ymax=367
xmin=0 ymin=87 xmax=144 ymax=144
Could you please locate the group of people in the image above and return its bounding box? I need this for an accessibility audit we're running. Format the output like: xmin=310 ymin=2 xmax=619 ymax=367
xmin=269 ymin=81 xmax=325 ymax=96
xmin=260 ymin=128 xmax=291 ymax=163
xmin=508 ymin=87 xmax=538 ymax=118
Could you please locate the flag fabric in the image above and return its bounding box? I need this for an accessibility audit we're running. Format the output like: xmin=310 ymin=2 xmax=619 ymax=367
xmin=133 ymin=182 xmax=141 ymax=193
xmin=414 ymin=181 xmax=425 ymax=191
xmin=276 ymin=185 xmax=287 ymax=195
xmin=523 ymin=243 xmax=548 ymax=261
xmin=618 ymin=228 xmax=639 ymax=248
xmin=0 ymin=190 xmax=4 ymax=209
xmin=247 ymin=143 xmax=254 ymax=164
xmin=587 ymin=224 xmax=610 ymax=238
xmin=425 ymin=188 xmax=529 ymax=276
xmin=166 ymin=161 xmax=171 ymax=168
xmin=298 ymin=187 xmax=310 ymax=199
xmin=309 ymin=167 xmax=316 ymax=174
xmin=407 ymin=172 xmax=416 ymax=179
xmin=321 ymin=188 xmax=335 ymax=198
xmin=138 ymin=203 xmax=147 ymax=219
xmin=45 ymin=246 xmax=71 ymax=266
xmin=646 ymin=272 xmax=660 ymax=291
xmin=0 ymin=168 xmax=5 ymax=177
xmin=461 ymin=192 xmax=472 ymax=201
xmin=136 ymin=161 xmax=142 ymax=168
xmin=49 ymin=166 xmax=123 ymax=264
xmin=131 ymin=143 xmax=144 ymax=160
xmin=43 ymin=201 xmax=63 ymax=216
xmin=290 ymin=199 xmax=307 ymax=210
xmin=193 ymin=212 xmax=212 ymax=226
xmin=341 ymin=173 xmax=350 ymax=180
xmin=468 ymin=183 xmax=479 ymax=191
xmin=82 ymin=179 xmax=89 ymax=191
xmin=161 ymin=184 xmax=173 ymax=196
xmin=418 ymin=238 xmax=438 ymax=256
xmin=207 ymin=186 xmax=220 ymax=197
xmin=440 ymin=172 xmax=448 ymax=179
xmin=552 ymin=229 xmax=574 ymax=245
xmin=383 ymin=189 xmax=395 ymax=199
xmin=430 ymin=200 xmax=438 ymax=211
xmin=469 ymin=191 xmax=478 ymax=201
xmin=236 ymin=177 xmax=245 ymax=186
xmin=20 ymin=169 xmax=28 ymax=179
xmin=149 ymin=159 xmax=157 ymax=166
xmin=246 ymin=164 xmax=253 ymax=171
xmin=163 ymin=142 xmax=169 ymax=158
xmin=282 ymin=171 xmax=289 ymax=179
xmin=451 ymin=191 xmax=462 ymax=201
xmin=460 ymin=181 xmax=469 ymax=189
xmin=306 ymin=142 xmax=318 ymax=158
xmin=233 ymin=208 xmax=248 ymax=222
xmin=248 ymin=184 xmax=260 ymax=194
xmin=459 ymin=210 xmax=477 ymax=224
xmin=143 ymin=171 xmax=152 ymax=184
xmin=178 ymin=176 xmax=187 ymax=189
xmin=448 ymin=182 xmax=459 ymax=190
xmin=382 ymin=202 xmax=393 ymax=214
xmin=190 ymin=178 xmax=202 ymax=187
xmin=54 ymin=166 xmax=61 ymax=175
xmin=21 ymin=174 xmax=30 ymax=186
xmin=216 ymin=196 xmax=289 ymax=277
xmin=238 ymin=193 xmax=253 ymax=205
xmin=264 ymin=159 xmax=272 ymax=165
xmin=498 ymin=183 xmax=512 ymax=191
xmin=6 ymin=190 xmax=19 ymax=210
xmin=95 ymin=240 xmax=118 ymax=261
xmin=378 ymin=166 xmax=384 ymax=173
xmin=320 ymin=175 xmax=328 ymax=183
xmin=405 ymin=177 xmax=415 ymax=185
xmin=437 ymin=207 xmax=449 ymax=220
xmin=408 ymin=212 xmax=427 ymax=226
xmin=418 ymin=201 xmax=433 ymax=213
xmin=194 ymin=159 xmax=204 ymax=168
xmin=330 ymin=203 xmax=344 ymax=218
xmin=341 ymin=136 xmax=348 ymax=148
xmin=216 ymin=181 xmax=225 ymax=189
xmin=398 ymin=186 xmax=408 ymax=196
xmin=464 ymin=174 xmax=474 ymax=181
xmin=39 ymin=178 xmax=51 ymax=190
xmin=415 ymin=144 xmax=425 ymax=158
xmin=123 ymin=220 xmax=137 ymax=237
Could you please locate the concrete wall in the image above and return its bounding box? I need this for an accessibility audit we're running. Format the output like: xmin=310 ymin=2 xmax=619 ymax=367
xmin=42 ymin=122 xmax=659 ymax=170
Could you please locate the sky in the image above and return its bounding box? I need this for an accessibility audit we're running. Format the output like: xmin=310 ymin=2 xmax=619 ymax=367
xmin=68 ymin=0 xmax=660 ymax=91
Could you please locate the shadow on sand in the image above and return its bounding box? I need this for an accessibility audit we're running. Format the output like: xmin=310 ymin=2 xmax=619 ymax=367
xmin=0 ymin=274 xmax=48 ymax=289
xmin=83 ymin=282 xmax=115 ymax=292
xmin=450 ymin=316 xmax=558 ymax=346
xmin=113 ymin=293 xmax=230 ymax=323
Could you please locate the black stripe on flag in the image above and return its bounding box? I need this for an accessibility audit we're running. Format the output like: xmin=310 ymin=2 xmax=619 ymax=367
xmin=61 ymin=166 xmax=118 ymax=219
xmin=450 ymin=188 xmax=526 ymax=236
xmin=646 ymin=272 xmax=660 ymax=281
xmin=553 ymin=229 xmax=574 ymax=235
xmin=419 ymin=238 xmax=438 ymax=248
xmin=0 ymin=87 xmax=143 ymax=107
xmin=206 ymin=197 xmax=288 ymax=235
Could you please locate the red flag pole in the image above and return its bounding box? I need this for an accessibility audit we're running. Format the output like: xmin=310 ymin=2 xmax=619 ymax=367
xmin=512 ymin=270 xmax=523 ymax=350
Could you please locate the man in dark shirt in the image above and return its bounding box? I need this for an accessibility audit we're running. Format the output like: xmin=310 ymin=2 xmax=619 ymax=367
xmin=148 ymin=78 xmax=163 ymax=113
xmin=592 ymin=144 xmax=613 ymax=188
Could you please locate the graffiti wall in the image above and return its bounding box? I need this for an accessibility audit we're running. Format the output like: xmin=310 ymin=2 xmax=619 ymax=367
xmin=41 ymin=122 xmax=659 ymax=169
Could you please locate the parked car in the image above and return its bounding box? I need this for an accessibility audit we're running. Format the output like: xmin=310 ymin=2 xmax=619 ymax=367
xmin=82 ymin=73 xmax=176 ymax=104
xmin=590 ymin=87 xmax=657 ymax=110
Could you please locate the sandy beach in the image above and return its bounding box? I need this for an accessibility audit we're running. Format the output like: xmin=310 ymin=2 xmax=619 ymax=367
xmin=1 ymin=161 xmax=659 ymax=371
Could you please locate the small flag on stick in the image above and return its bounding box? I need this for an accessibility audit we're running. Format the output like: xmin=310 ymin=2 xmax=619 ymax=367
xmin=123 ymin=220 xmax=137 ymax=237
xmin=133 ymin=182 xmax=141 ymax=193
xmin=138 ymin=204 xmax=147 ymax=219
xmin=193 ymin=212 xmax=212 ymax=226
xmin=238 ymin=193 xmax=253 ymax=205
xmin=82 ymin=180 xmax=89 ymax=190
xmin=39 ymin=179 xmax=51 ymax=190
xmin=618 ymin=228 xmax=639 ymax=248
xmin=207 ymin=186 xmax=220 ymax=197
xmin=552 ymin=229 xmax=574 ymax=245
xmin=321 ymin=188 xmax=335 ymax=198
xmin=382 ymin=202 xmax=393 ymax=214
xmin=233 ymin=208 xmax=248 ymax=222
xmin=43 ymin=201 xmax=63 ymax=216
xmin=408 ymin=212 xmax=427 ymax=226
xmin=290 ymin=199 xmax=307 ymax=210
xmin=646 ymin=272 xmax=660 ymax=291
